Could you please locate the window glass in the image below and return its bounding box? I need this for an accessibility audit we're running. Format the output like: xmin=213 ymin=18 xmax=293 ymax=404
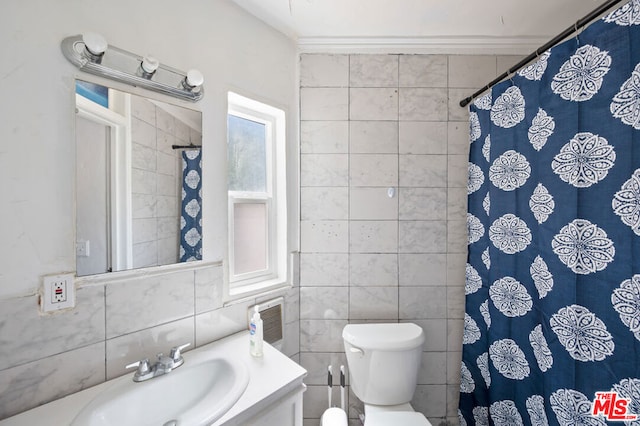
xmin=232 ymin=202 xmax=268 ymax=275
xmin=227 ymin=115 xmax=267 ymax=193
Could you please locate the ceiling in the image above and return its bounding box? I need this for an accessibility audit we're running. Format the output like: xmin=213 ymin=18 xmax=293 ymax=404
xmin=230 ymin=0 xmax=609 ymax=53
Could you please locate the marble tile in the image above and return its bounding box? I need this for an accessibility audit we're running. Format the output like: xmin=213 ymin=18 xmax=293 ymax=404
xmin=349 ymin=88 xmax=398 ymax=121
xmin=132 ymin=240 xmax=157 ymax=268
xmin=349 ymin=287 xmax=398 ymax=320
xmin=349 ymin=253 xmax=398 ymax=287
xmin=282 ymin=320 xmax=300 ymax=357
xmin=399 ymin=187 xmax=447 ymax=221
xmin=300 ymin=220 xmax=350 ymax=253
xmin=0 ymin=342 xmax=105 ymax=419
xmin=299 ymin=352 xmax=349 ymax=385
xmin=132 ymin=168 xmax=156 ymax=195
xmin=405 ymin=319 xmax=448 ymax=352
xmin=156 ymin=129 xmax=176 ymax=154
xmin=300 ymin=121 xmax=349 ymax=153
xmin=418 ymin=351 xmax=447 ymax=384
xmin=399 ymin=88 xmax=447 ymax=121
xmin=448 ymin=121 xmax=471 ymax=155
xmin=105 ymin=270 xmax=195 ymax=338
xmin=448 ymin=154 xmax=468 ymax=188
xmin=447 ymin=353 xmax=463 ymax=388
xmin=300 ymin=286 xmax=349 ymax=320
xmin=447 ymin=220 xmax=468 ymax=254
xmin=300 ymin=54 xmax=350 ymax=87
xmin=299 ymin=253 xmax=349 ymax=286
xmin=300 ymin=88 xmax=349 ymax=120
xmin=447 ymin=319 xmax=464 ymax=352
xmin=447 ymin=253 xmax=467 ymax=287
xmin=448 ymin=88 xmax=471 ymax=122
xmin=157 ymin=195 xmax=177 ymax=218
xmin=350 ymin=187 xmax=398 ymax=220
xmin=448 ymin=285 xmax=466 ymax=320
xmin=300 ymin=319 xmax=348 ymax=352
xmin=300 ymin=154 xmax=349 ymax=187
xmin=301 ymin=187 xmax=349 ymax=220
xmin=399 ymin=253 xmax=447 ymax=286
xmin=350 ymin=154 xmax=398 ymax=187
xmin=174 ymin=119 xmax=191 ymax=143
xmin=132 ymin=143 xmax=156 ymax=171
xmin=0 ymin=287 xmax=105 ymax=371
xmin=303 ymin=385 xmax=330 ymax=419
xmin=132 ymin=194 xmax=156 ymax=219
xmin=412 ymin=385 xmax=447 ymax=418
xmin=156 ymin=107 xmax=177 ymax=136
xmin=399 ymin=220 xmax=447 ymax=253
xmin=283 ymin=286 xmax=300 ymax=325
xmin=195 ymin=301 xmax=253 ymax=347
xmin=350 ymin=54 xmax=399 ymax=87
xmin=131 ymin=116 xmax=156 ymax=148
xmin=131 ymin=96 xmax=156 ymax=125
xmin=399 ymin=55 xmax=448 ymax=88
xmin=132 ymin=218 xmax=156 ymax=244
xmin=448 ymin=187 xmax=467 ymax=221
xmin=350 ymin=121 xmax=398 ymax=154
xmin=447 ymin=384 xmax=462 ymax=418
xmin=399 ymin=121 xmax=447 ymax=155
xmin=195 ymin=265 xmax=223 ymax=314
xmin=157 ymin=217 xmax=178 ymax=238
xmin=157 ymin=173 xmax=177 ymax=197
xmin=399 ymin=154 xmax=447 ymax=187
xmin=350 ymin=221 xmax=398 ymax=253
xmin=157 ymin=236 xmax=179 ymax=265
xmin=105 ymin=317 xmax=194 ymax=380
xmin=157 ymin=151 xmax=177 ymax=176
xmin=448 ymin=55 xmax=497 ymax=88
xmin=400 ymin=287 xmax=447 ymax=319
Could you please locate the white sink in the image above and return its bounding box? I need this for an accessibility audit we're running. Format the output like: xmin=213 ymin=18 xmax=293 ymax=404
xmin=71 ymin=357 xmax=249 ymax=426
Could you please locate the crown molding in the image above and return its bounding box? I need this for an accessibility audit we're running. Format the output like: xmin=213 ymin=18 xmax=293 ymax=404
xmin=297 ymin=35 xmax=554 ymax=55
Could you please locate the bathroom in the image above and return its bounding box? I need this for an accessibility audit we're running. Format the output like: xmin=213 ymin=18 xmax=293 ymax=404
xmin=2 ymin=0 xmax=638 ymax=425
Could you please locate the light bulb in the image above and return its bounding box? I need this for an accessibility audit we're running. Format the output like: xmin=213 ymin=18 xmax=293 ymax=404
xmin=185 ymin=69 xmax=204 ymax=89
xmin=141 ymin=56 xmax=159 ymax=74
xmin=82 ymin=32 xmax=107 ymax=56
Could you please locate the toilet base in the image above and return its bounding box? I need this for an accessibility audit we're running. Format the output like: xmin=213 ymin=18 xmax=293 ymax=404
xmin=363 ymin=403 xmax=432 ymax=426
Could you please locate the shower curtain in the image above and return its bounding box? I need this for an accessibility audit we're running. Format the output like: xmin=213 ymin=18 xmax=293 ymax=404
xmin=459 ymin=1 xmax=640 ymax=424
xmin=180 ymin=149 xmax=202 ymax=262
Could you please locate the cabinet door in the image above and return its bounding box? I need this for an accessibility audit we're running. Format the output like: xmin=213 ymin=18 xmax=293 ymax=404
xmin=244 ymin=388 xmax=304 ymax=426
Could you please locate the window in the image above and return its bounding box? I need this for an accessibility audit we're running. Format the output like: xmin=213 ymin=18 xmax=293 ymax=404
xmin=227 ymin=92 xmax=287 ymax=297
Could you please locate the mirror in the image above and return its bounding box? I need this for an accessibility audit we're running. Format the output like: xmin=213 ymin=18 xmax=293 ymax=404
xmin=75 ymin=80 xmax=202 ymax=276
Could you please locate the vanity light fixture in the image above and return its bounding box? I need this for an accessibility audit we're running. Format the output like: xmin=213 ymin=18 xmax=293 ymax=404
xmin=61 ymin=33 xmax=204 ymax=102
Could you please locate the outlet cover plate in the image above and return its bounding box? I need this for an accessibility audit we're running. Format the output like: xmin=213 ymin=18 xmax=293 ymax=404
xmin=42 ymin=274 xmax=76 ymax=312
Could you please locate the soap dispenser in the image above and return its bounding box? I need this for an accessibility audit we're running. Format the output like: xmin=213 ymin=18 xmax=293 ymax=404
xmin=250 ymin=305 xmax=264 ymax=357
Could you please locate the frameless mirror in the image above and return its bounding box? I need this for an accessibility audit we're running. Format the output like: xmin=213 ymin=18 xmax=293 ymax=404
xmin=75 ymin=80 xmax=203 ymax=276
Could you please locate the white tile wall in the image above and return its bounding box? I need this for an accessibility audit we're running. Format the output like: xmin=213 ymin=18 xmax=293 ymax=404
xmin=298 ymin=53 xmax=518 ymax=425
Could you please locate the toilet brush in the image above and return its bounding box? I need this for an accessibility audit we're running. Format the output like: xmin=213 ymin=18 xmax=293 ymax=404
xmin=340 ymin=365 xmax=346 ymax=411
xmin=327 ymin=365 xmax=333 ymax=408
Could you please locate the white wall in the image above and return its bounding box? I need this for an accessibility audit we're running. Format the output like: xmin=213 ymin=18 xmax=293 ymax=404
xmin=0 ymin=0 xmax=299 ymax=418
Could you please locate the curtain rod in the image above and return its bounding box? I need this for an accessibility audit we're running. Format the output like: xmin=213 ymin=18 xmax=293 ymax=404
xmin=459 ymin=0 xmax=626 ymax=108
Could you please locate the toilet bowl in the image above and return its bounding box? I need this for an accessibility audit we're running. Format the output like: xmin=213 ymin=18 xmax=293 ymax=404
xmin=342 ymin=323 xmax=432 ymax=426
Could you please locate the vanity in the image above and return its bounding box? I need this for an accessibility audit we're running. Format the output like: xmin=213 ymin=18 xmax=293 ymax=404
xmin=0 ymin=332 xmax=306 ymax=426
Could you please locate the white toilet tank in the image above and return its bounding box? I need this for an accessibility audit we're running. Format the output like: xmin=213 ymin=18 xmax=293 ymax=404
xmin=343 ymin=323 xmax=425 ymax=406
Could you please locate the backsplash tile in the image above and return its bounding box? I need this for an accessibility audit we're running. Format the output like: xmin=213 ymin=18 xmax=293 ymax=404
xmin=0 ymin=287 xmax=105 ymax=371
xmin=300 ymin=54 xmax=350 ymax=88
xmin=350 ymin=54 xmax=399 ymax=87
xmin=349 ymin=88 xmax=399 ymax=120
xmin=301 ymin=121 xmax=349 ymax=154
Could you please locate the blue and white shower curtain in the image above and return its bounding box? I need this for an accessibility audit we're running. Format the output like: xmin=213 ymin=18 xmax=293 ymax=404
xmin=460 ymin=1 xmax=640 ymax=424
xmin=180 ymin=149 xmax=202 ymax=262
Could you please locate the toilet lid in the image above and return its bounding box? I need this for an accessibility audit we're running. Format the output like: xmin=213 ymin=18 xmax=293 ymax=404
xmin=365 ymin=411 xmax=432 ymax=426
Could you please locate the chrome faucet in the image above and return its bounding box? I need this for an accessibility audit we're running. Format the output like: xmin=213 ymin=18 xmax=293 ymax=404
xmin=125 ymin=343 xmax=190 ymax=382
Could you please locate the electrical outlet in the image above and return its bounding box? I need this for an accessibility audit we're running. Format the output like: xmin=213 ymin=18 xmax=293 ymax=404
xmin=41 ymin=274 xmax=75 ymax=312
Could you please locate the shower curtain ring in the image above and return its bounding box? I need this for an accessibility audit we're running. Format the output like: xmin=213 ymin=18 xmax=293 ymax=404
xmin=574 ymin=22 xmax=581 ymax=45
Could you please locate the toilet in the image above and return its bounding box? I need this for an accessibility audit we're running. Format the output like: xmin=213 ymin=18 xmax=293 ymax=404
xmin=342 ymin=323 xmax=432 ymax=426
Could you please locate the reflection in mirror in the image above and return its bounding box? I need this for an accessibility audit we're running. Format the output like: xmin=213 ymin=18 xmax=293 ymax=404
xmin=75 ymin=80 xmax=202 ymax=276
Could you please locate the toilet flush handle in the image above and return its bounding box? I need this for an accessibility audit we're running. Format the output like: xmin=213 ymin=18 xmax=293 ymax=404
xmin=349 ymin=346 xmax=364 ymax=356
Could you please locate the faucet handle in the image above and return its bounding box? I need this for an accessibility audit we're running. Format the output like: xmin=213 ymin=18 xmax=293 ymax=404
xmin=125 ymin=358 xmax=151 ymax=376
xmin=170 ymin=343 xmax=191 ymax=363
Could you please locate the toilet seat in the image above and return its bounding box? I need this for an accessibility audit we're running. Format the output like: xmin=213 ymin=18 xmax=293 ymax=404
xmin=365 ymin=411 xmax=432 ymax=426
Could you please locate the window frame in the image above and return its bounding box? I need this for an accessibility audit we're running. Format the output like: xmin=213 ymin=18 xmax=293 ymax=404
xmin=226 ymin=92 xmax=288 ymax=299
